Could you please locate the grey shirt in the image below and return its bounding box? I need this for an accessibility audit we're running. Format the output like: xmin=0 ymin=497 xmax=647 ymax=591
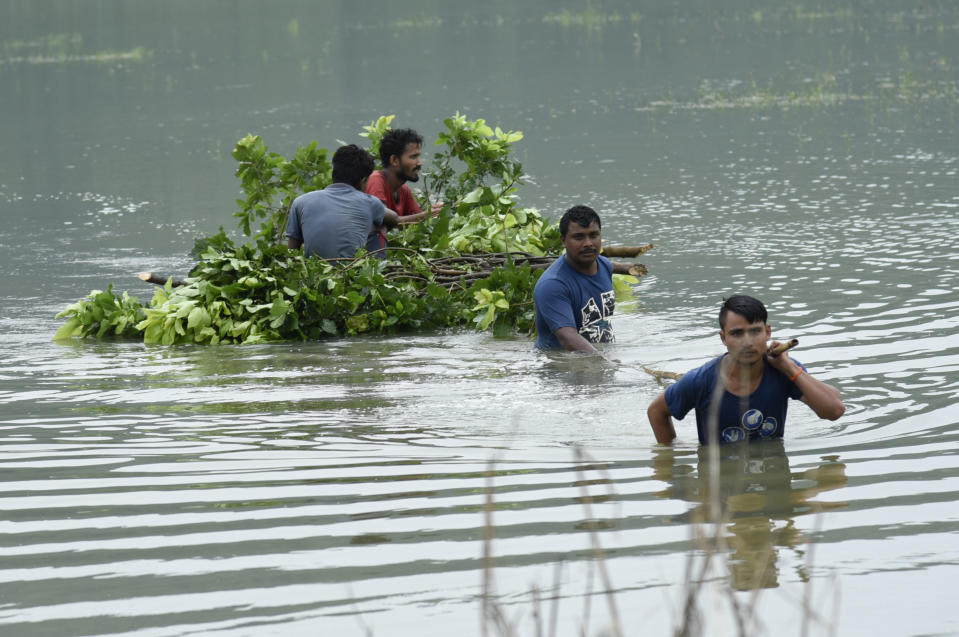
xmin=286 ymin=183 xmax=387 ymax=258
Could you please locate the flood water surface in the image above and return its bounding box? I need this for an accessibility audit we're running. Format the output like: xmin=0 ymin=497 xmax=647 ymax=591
xmin=2 ymin=2 xmax=958 ymax=635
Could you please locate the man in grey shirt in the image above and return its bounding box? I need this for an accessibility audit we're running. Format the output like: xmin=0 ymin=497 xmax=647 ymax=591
xmin=286 ymin=144 xmax=401 ymax=259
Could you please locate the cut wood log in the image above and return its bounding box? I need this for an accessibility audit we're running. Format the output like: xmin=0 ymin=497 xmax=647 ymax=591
xmin=601 ymin=244 xmax=655 ymax=258
xmin=611 ymin=262 xmax=648 ymax=276
xmin=137 ymin=272 xmax=187 ymax=287
xmin=770 ymin=338 xmax=798 ymax=356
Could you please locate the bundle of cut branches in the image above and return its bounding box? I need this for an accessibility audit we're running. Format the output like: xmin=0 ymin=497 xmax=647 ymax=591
xmin=137 ymin=246 xmax=651 ymax=291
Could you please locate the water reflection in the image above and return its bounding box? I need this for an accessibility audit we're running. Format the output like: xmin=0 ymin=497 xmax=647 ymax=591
xmin=653 ymin=441 xmax=848 ymax=590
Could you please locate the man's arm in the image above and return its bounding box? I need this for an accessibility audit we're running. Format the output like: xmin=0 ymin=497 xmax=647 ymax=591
xmin=395 ymin=201 xmax=443 ymax=225
xmin=395 ymin=210 xmax=430 ymax=225
xmin=796 ymin=374 xmax=845 ymax=420
xmin=766 ymin=345 xmax=845 ymax=420
xmin=382 ymin=210 xmax=400 ymax=229
xmin=554 ymin=326 xmax=599 ymax=353
xmin=285 ymin=203 xmax=303 ymax=250
xmin=647 ymin=392 xmax=677 ymax=443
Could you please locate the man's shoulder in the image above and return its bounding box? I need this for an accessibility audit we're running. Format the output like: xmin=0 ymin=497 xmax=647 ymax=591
xmin=534 ymin=257 xmax=567 ymax=287
xmin=296 ymin=184 xmax=379 ymax=208
xmin=597 ymin=255 xmax=613 ymax=283
xmin=533 ymin=261 xmax=573 ymax=307
xmin=535 ymin=256 xmax=613 ymax=287
xmin=366 ymin=170 xmax=387 ymax=190
xmin=292 ymin=188 xmax=329 ymax=208
xmin=366 ymin=171 xmax=391 ymax=199
xmin=665 ymin=356 xmax=723 ymax=408
xmin=679 ymin=355 xmax=723 ymax=385
xmin=330 ymin=183 xmax=381 ymax=205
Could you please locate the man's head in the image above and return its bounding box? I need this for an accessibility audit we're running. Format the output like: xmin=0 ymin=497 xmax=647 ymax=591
xmin=560 ymin=205 xmax=603 ymax=273
xmin=559 ymin=205 xmax=602 ymax=238
xmin=331 ymin=144 xmax=375 ymax=190
xmin=718 ymin=295 xmax=771 ymax=365
xmin=718 ymin=295 xmax=768 ymax=330
xmin=380 ymin=128 xmax=424 ymax=183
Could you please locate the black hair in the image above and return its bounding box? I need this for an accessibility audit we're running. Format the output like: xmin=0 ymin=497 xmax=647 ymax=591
xmin=719 ymin=295 xmax=768 ymax=329
xmin=331 ymin=144 xmax=375 ymax=188
xmin=559 ymin=205 xmax=602 ymax=237
xmin=379 ymin=128 xmax=424 ymax=166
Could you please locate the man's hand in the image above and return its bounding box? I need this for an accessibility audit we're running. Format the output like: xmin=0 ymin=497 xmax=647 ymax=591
xmin=397 ymin=206 xmax=439 ymax=225
xmin=765 ymin=341 xmax=802 ymax=377
xmin=766 ymin=341 xmax=845 ymax=420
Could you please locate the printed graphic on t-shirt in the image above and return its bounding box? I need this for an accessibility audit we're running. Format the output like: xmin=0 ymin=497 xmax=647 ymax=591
xmin=579 ymin=290 xmax=615 ymax=343
xmin=721 ymin=408 xmax=779 ymax=443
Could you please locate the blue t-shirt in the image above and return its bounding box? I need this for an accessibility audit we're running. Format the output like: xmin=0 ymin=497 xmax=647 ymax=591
xmin=665 ymin=355 xmax=805 ymax=444
xmin=286 ymin=183 xmax=387 ymax=259
xmin=533 ymin=255 xmax=614 ymax=349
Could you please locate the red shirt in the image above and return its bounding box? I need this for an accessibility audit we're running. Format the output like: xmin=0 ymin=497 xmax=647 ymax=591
xmin=366 ymin=170 xmax=422 ymax=216
xmin=365 ymin=170 xmax=422 ymax=250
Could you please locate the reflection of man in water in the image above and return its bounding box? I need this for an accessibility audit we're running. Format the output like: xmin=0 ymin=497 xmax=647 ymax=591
xmin=647 ymin=295 xmax=844 ymax=445
xmin=653 ymin=440 xmax=848 ymax=590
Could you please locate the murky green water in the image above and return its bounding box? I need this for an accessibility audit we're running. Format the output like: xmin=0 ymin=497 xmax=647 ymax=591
xmin=2 ymin=1 xmax=958 ymax=635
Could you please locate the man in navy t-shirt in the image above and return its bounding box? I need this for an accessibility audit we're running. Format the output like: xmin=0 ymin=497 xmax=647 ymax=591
xmin=646 ymin=295 xmax=845 ymax=444
xmin=534 ymin=205 xmax=615 ymax=352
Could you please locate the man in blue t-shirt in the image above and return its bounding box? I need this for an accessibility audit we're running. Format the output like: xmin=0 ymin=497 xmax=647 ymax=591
xmin=534 ymin=205 xmax=615 ymax=352
xmin=286 ymin=144 xmax=401 ymax=259
xmin=647 ymin=295 xmax=844 ymax=444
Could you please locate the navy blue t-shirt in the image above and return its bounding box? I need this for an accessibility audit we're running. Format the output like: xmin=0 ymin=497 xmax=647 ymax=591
xmin=665 ymin=355 xmax=805 ymax=444
xmin=533 ymin=255 xmax=614 ymax=349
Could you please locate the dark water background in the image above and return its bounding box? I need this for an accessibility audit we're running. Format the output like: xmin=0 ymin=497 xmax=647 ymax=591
xmin=1 ymin=1 xmax=958 ymax=635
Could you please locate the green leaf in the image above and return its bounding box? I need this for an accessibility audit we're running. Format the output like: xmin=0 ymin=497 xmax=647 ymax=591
xmin=175 ymin=301 xmax=198 ymax=319
xmin=477 ymin=305 xmax=496 ymax=330
xmin=462 ymin=187 xmax=484 ymax=204
xmin=53 ymin=317 xmax=81 ymax=341
xmin=187 ymin=306 xmax=212 ymax=329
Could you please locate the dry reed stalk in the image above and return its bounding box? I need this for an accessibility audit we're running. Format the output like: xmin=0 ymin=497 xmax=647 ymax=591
xmin=572 ymin=447 xmax=624 ymax=637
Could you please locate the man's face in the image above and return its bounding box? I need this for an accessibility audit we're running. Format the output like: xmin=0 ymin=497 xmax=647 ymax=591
xmin=561 ymin=221 xmax=602 ymax=272
xmin=392 ymin=143 xmax=423 ymax=183
xmin=719 ymin=312 xmax=771 ymax=365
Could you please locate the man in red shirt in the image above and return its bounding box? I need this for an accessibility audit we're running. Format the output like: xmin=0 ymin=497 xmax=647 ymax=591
xmin=365 ymin=128 xmax=442 ymax=254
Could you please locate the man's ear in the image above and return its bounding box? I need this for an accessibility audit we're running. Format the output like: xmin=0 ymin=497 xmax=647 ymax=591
xmin=719 ymin=329 xmax=727 ymax=345
xmin=388 ymin=154 xmax=400 ymax=168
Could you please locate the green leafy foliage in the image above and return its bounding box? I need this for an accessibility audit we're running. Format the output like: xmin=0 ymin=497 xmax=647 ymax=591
xmin=55 ymin=114 xmax=638 ymax=344
xmin=359 ymin=114 xmax=396 ymax=168
xmin=232 ymin=134 xmax=332 ymax=244
xmin=55 ymin=285 xmax=145 ymax=340
xmin=447 ymin=184 xmax=557 ymax=255
xmin=427 ymin=112 xmax=526 ymax=205
xmin=125 ymin=241 xmax=465 ymax=344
